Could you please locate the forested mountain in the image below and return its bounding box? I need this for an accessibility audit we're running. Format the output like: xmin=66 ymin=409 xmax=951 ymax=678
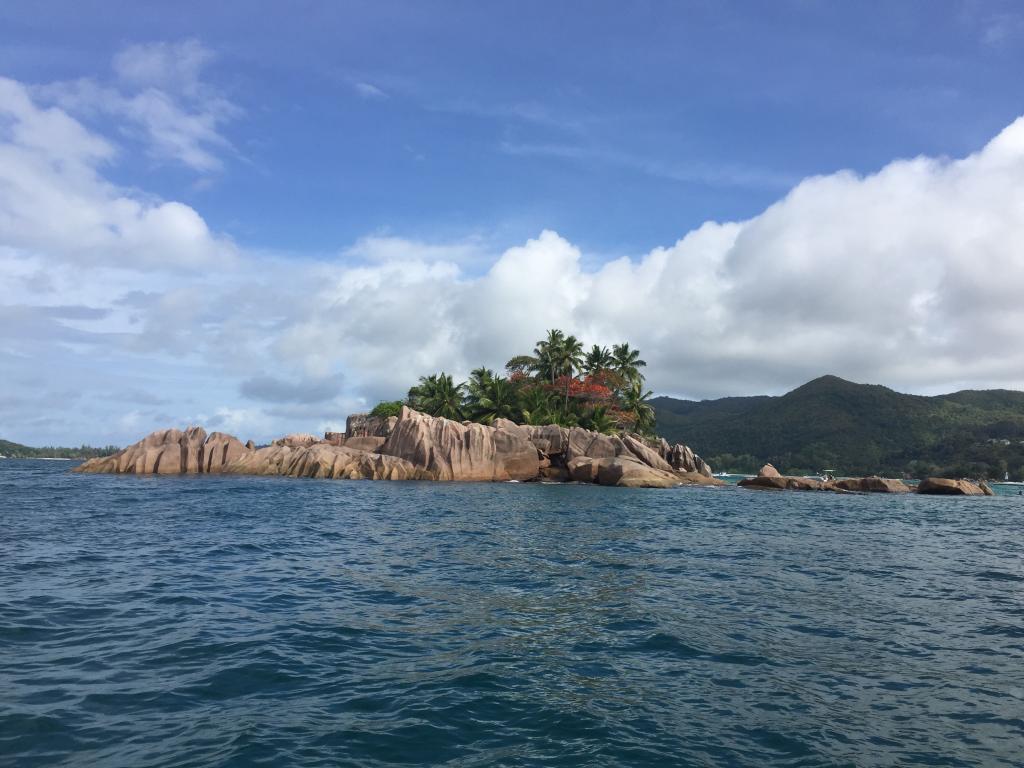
xmin=652 ymin=375 xmax=1024 ymax=479
xmin=0 ymin=439 xmax=119 ymax=460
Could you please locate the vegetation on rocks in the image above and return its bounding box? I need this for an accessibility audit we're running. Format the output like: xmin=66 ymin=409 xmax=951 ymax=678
xmin=383 ymin=330 xmax=657 ymax=434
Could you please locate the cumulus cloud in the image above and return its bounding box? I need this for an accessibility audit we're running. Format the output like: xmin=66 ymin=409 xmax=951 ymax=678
xmin=3 ymin=57 xmax=1024 ymax=445
xmin=0 ymin=76 xmax=235 ymax=269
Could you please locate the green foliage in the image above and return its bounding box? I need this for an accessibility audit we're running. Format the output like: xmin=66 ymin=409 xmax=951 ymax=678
xmin=466 ymin=376 xmax=521 ymax=425
xmin=0 ymin=438 xmax=120 ymax=460
xmin=399 ymin=330 xmax=655 ymax=434
xmin=583 ymin=345 xmax=614 ymax=375
xmin=581 ymin=405 xmax=617 ymax=434
xmin=407 ymin=372 xmax=467 ymax=420
xmin=621 ymin=380 xmax=656 ymax=435
xmin=612 ymin=343 xmax=647 ymax=384
xmin=652 ymin=374 xmax=1024 ymax=479
xmin=369 ymin=400 xmax=404 ymax=418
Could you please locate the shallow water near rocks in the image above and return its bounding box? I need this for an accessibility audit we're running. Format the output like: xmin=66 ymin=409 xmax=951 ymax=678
xmin=2 ymin=460 xmax=1022 ymax=767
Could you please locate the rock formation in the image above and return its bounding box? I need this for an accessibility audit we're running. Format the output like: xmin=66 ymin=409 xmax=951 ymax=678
xmin=345 ymin=414 xmax=397 ymax=438
xmin=227 ymin=443 xmax=430 ymax=481
xmin=272 ymin=433 xmax=319 ymax=448
xmin=76 ymin=427 xmax=243 ymax=475
xmin=74 ymin=406 xmax=722 ymax=489
xmin=740 ymin=465 xmax=913 ymax=493
xmin=833 ymin=476 xmax=910 ymax=494
xmin=916 ymin=478 xmax=994 ymax=496
xmin=738 ymin=474 xmax=825 ymax=491
xmin=378 ymin=406 xmax=541 ymax=481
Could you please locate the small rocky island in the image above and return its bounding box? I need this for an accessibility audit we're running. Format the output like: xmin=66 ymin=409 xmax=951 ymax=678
xmin=738 ymin=464 xmax=994 ymax=496
xmin=74 ymin=406 xmax=722 ymax=488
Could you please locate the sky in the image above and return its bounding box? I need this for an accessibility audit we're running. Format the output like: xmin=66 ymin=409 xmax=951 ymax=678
xmin=2 ymin=1 xmax=1024 ymax=446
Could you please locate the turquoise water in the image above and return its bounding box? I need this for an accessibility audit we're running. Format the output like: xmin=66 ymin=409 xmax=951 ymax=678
xmin=1 ymin=460 xmax=1022 ymax=767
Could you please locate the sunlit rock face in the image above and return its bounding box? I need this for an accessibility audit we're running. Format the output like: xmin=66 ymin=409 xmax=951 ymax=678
xmin=75 ymin=407 xmax=720 ymax=488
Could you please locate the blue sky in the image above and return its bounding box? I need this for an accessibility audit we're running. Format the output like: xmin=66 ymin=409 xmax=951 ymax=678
xmin=2 ymin=1 xmax=1024 ymax=445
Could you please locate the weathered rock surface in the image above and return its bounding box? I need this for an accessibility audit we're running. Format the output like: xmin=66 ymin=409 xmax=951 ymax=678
xmin=833 ymin=476 xmax=911 ymax=494
xmin=917 ymin=477 xmax=994 ymax=496
xmin=739 ymin=474 xmax=825 ymax=491
xmin=379 ymin=407 xmax=540 ymax=481
xmin=74 ymin=407 xmax=719 ymax=488
xmin=345 ymin=414 xmax=397 ymax=438
xmin=226 ymin=443 xmax=430 ymax=481
xmin=272 ymin=433 xmax=319 ymax=448
xmin=596 ymin=457 xmax=680 ymax=488
xmin=75 ymin=427 xmax=246 ymax=475
xmin=344 ymin=436 xmax=387 ymax=452
xmin=758 ymin=463 xmax=781 ymax=478
xmin=567 ymin=456 xmax=600 ymax=483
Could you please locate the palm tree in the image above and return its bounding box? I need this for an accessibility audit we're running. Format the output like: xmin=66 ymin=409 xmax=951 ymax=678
xmin=558 ymin=334 xmax=585 ymax=414
xmin=581 ymin=405 xmax=616 ymax=434
xmin=533 ymin=328 xmax=566 ymax=384
xmin=407 ymin=372 xmax=466 ymax=420
xmin=583 ymin=344 xmax=614 ymax=375
xmin=469 ymin=377 xmax=521 ymax=424
xmin=465 ymin=367 xmax=494 ymax=405
xmin=621 ymin=379 xmax=655 ymax=434
xmin=612 ymin=342 xmax=647 ymax=385
xmin=519 ymin=387 xmax=556 ymax=425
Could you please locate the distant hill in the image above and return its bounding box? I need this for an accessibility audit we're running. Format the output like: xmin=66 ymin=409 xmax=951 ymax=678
xmin=0 ymin=439 xmax=119 ymax=460
xmin=652 ymin=375 xmax=1024 ymax=479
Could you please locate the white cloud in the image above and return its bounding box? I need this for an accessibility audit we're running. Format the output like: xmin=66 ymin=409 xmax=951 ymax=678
xmin=3 ymin=58 xmax=1024 ymax=445
xmin=353 ymin=81 xmax=388 ymax=100
xmin=39 ymin=39 xmax=238 ymax=172
xmin=113 ymin=39 xmax=213 ymax=95
xmin=0 ymin=76 xmax=235 ymax=270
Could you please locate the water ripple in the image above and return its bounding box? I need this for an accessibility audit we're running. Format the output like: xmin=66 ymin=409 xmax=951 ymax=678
xmin=1 ymin=461 xmax=1023 ymax=767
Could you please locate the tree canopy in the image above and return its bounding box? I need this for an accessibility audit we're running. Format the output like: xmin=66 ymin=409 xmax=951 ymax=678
xmin=372 ymin=330 xmax=657 ymax=434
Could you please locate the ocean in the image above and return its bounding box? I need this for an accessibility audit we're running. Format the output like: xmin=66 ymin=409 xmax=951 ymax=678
xmin=2 ymin=459 xmax=1022 ymax=767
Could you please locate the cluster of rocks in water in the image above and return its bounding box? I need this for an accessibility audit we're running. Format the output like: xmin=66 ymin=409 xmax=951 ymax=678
xmin=74 ymin=406 xmax=722 ymax=489
xmin=738 ymin=464 xmax=995 ymax=496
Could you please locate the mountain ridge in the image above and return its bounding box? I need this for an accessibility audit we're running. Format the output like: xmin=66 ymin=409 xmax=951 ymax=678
xmin=652 ymin=375 xmax=1024 ymax=478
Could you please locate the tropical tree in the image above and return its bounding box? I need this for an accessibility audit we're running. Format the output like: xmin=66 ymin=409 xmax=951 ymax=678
xmin=402 ymin=332 xmax=656 ymax=433
xmin=505 ymin=354 xmax=538 ymax=377
xmin=557 ymin=334 xmax=585 ymax=414
xmin=519 ymin=387 xmax=557 ymax=425
xmin=621 ymin=379 xmax=655 ymax=434
xmin=468 ymin=376 xmax=521 ymax=424
xmin=466 ymin=367 xmax=496 ymax=403
xmin=612 ymin=342 xmax=647 ymax=385
xmin=583 ymin=344 xmax=614 ymax=375
xmin=407 ymin=373 xmax=466 ymax=420
xmin=534 ymin=328 xmax=566 ymax=383
xmin=581 ymin=405 xmax=616 ymax=434
xmin=369 ymin=400 xmax=404 ymax=418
